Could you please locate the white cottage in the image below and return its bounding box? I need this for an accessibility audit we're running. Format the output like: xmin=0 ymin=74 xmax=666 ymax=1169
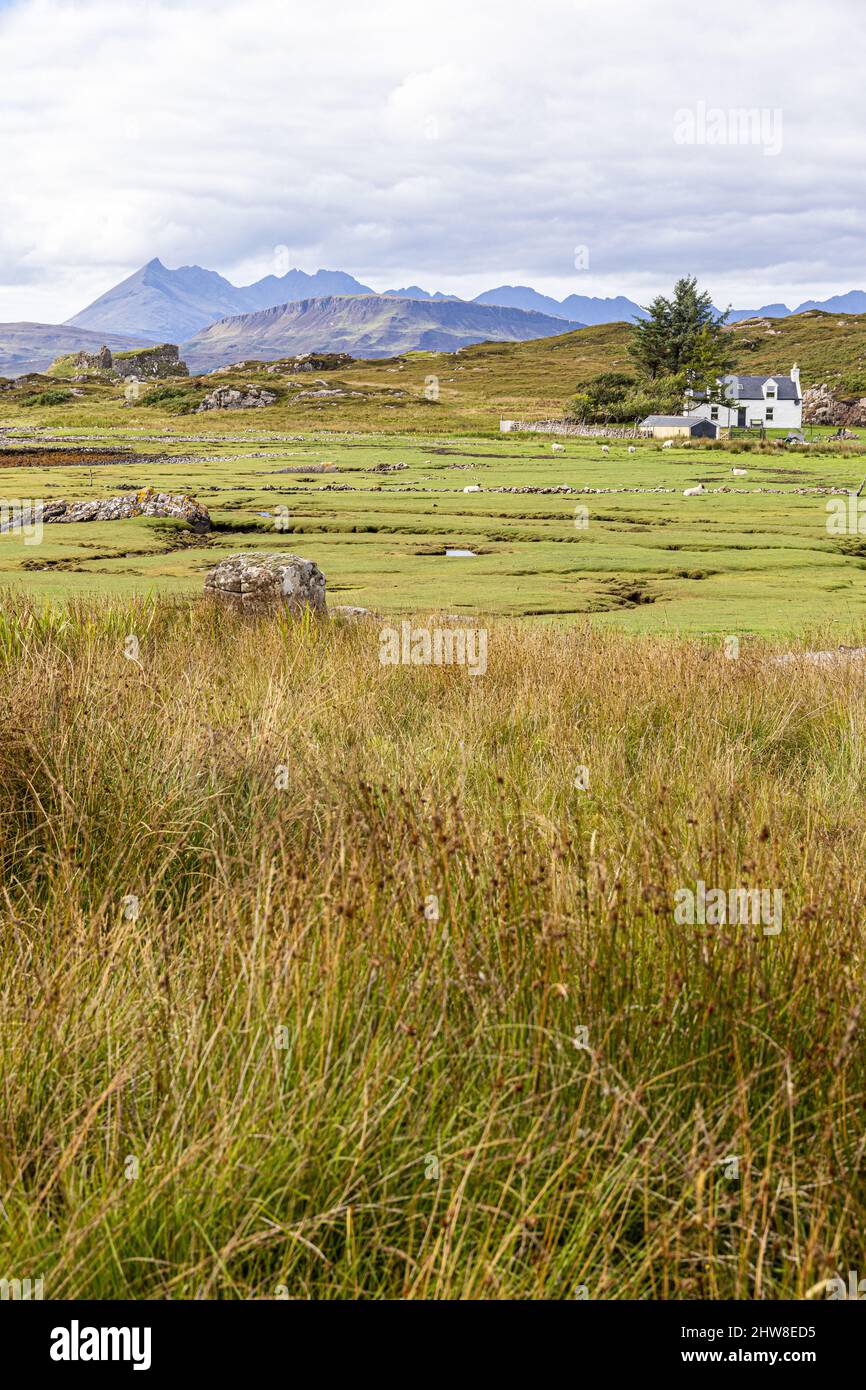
xmin=687 ymin=366 xmax=802 ymax=430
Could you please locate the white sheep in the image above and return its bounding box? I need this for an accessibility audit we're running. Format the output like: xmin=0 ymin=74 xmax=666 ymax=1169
xmin=683 ymin=483 xmax=706 ymax=497
xmin=601 ymin=445 xmax=610 ymax=454
xmin=661 ymin=440 xmax=674 ymax=449
xmin=731 ymin=467 xmax=747 ymax=477
xmin=463 ymin=484 xmax=482 ymax=493
xmin=628 ymin=445 xmax=636 ymax=454
xmin=551 ymin=442 xmax=565 ymax=453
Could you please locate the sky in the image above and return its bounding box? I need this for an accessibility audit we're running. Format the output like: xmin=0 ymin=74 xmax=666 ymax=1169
xmin=1 ymin=0 xmax=865 ymax=323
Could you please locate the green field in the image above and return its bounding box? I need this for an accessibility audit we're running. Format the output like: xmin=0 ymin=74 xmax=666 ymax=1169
xmin=4 ymin=313 xmax=866 ymax=636
xmin=2 ymin=422 xmax=866 ymax=636
xmin=3 ymin=328 xmax=866 ymax=1303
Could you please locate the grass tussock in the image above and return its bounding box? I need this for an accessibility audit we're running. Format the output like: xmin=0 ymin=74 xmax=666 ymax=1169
xmin=0 ymin=593 xmax=865 ymax=1299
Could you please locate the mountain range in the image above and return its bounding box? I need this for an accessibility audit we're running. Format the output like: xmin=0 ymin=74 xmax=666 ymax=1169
xmin=5 ymin=256 xmax=866 ymax=377
xmin=65 ymin=259 xmax=866 ymax=345
xmin=64 ymin=259 xmax=616 ymax=342
xmin=182 ymin=295 xmax=583 ymax=372
xmin=65 ymin=260 xmax=377 ymax=342
xmin=725 ymin=292 xmax=866 ymax=323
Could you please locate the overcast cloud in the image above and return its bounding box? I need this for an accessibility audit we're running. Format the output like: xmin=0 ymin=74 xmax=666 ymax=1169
xmin=1 ymin=0 xmax=865 ymax=322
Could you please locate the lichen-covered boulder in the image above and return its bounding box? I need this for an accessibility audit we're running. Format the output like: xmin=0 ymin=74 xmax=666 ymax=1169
xmin=131 ymin=487 xmax=211 ymax=530
xmin=196 ymin=385 xmax=276 ymax=412
xmin=203 ymin=552 xmax=327 ymax=614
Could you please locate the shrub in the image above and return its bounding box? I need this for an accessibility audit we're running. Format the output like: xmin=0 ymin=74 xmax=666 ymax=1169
xmin=139 ymin=384 xmax=204 ymax=413
xmin=565 ymin=372 xmax=681 ymax=424
xmin=22 ymin=388 xmax=73 ymax=407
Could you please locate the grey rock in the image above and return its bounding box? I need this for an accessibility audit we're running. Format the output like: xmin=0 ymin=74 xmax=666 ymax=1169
xmin=111 ymin=344 xmax=188 ymax=380
xmin=196 ymin=385 xmax=277 ymax=412
xmin=802 ymin=383 xmax=866 ymax=428
xmin=203 ymin=552 xmax=327 ymax=614
xmin=1 ymin=487 xmax=210 ymax=532
xmin=331 ymin=605 xmax=379 ymax=621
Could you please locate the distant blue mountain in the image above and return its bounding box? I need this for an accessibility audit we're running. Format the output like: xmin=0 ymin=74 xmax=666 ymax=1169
xmin=725 ymin=303 xmax=792 ymax=324
xmin=64 ymin=257 xmax=866 ymax=345
xmin=65 ymin=258 xmax=251 ymax=341
xmin=792 ymin=290 xmax=866 ymax=316
xmin=725 ymin=293 xmax=866 ymax=324
xmin=472 ymin=285 xmax=647 ymax=324
xmin=472 ymin=285 xmax=570 ymax=317
xmin=241 ymin=268 xmax=374 ymax=311
xmin=381 ymin=285 xmax=458 ymax=301
xmin=66 ymin=260 xmax=376 ymax=340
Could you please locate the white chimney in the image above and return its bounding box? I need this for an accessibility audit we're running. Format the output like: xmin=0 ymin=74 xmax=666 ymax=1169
xmin=791 ymin=363 xmax=801 ymax=395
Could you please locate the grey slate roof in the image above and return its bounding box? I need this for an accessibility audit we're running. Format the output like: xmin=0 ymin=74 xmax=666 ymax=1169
xmin=724 ymin=373 xmax=800 ymax=401
xmin=641 ymin=415 xmax=707 ymax=427
xmin=694 ymin=374 xmax=801 ymax=403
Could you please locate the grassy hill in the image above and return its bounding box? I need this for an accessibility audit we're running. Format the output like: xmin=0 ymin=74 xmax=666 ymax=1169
xmin=724 ymin=310 xmax=866 ymax=393
xmin=0 ymin=321 xmax=630 ymax=434
xmin=6 ymin=310 xmax=866 ymax=436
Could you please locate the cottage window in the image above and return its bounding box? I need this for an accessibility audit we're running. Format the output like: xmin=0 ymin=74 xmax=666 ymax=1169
xmin=710 ymin=406 xmax=719 ymax=421
xmin=766 ymin=407 xmax=774 ymax=421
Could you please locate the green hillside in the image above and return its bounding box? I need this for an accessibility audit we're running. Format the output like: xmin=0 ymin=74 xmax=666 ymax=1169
xmin=5 ymin=311 xmax=866 ymax=437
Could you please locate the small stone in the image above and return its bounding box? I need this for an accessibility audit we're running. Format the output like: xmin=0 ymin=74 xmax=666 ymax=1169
xmin=331 ymin=605 xmax=379 ymax=621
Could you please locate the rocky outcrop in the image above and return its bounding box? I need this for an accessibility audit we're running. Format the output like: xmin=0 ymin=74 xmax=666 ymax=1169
xmin=196 ymin=385 xmax=277 ymax=412
xmin=111 ymin=344 xmax=188 ymax=380
xmin=802 ymin=383 xmax=866 ymax=427
xmin=46 ymin=344 xmax=114 ymax=377
xmin=291 ymin=388 xmax=366 ymax=400
xmin=23 ymin=488 xmax=211 ymax=531
xmin=75 ymin=345 xmax=113 ymax=373
xmin=284 ymin=352 xmax=354 ymax=372
xmin=209 ymin=352 xmax=355 ymax=377
xmin=802 ymin=384 xmax=846 ymax=425
xmin=203 ymin=552 xmax=326 ymax=614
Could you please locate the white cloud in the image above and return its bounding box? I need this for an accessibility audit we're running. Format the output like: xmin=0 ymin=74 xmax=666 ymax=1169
xmin=1 ymin=0 xmax=865 ymax=320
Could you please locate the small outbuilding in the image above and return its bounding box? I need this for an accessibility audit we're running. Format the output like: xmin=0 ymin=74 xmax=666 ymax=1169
xmin=639 ymin=415 xmax=718 ymax=440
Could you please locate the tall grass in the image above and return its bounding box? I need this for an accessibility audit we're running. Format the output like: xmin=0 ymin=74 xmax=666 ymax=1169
xmin=1 ymin=594 xmax=864 ymax=1299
